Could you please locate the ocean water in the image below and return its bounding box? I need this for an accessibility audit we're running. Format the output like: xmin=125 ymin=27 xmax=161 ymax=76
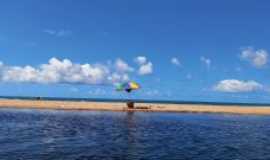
xmin=1 ymin=96 xmax=270 ymax=106
xmin=0 ymin=109 xmax=270 ymax=160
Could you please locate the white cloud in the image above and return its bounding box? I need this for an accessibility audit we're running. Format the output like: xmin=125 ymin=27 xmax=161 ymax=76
xmin=214 ymin=79 xmax=263 ymax=93
xmin=171 ymin=57 xmax=181 ymax=66
xmin=138 ymin=62 xmax=153 ymax=75
xmin=200 ymin=56 xmax=211 ymax=68
xmin=107 ymin=73 xmax=129 ymax=83
xmin=114 ymin=58 xmax=133 ymax=73
xmin=134 ymin=56 xmax=153 ymax=75
xmin=0 ymin=57 xmax=131 ymax=85
xmin=240 ymin=47 xmax=268 ymax=68
xmin=134 ymin=56 xmax=147 ymax=65
xmin=44 ymin=29 xmax=55 ymax=35
xmin=44 ymin=29 xmax=72 ymax=37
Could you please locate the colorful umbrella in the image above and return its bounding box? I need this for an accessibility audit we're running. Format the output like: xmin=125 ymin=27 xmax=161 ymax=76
xmin=116 ymin=81 xmax=140 ymax=93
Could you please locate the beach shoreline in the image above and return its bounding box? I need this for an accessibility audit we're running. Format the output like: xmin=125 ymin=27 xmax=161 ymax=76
xmin=0 ymin=99 xmax=270 ymax=115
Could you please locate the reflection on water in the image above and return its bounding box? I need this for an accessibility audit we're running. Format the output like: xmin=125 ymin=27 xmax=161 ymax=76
xmin=1 ymin=108 xmax=270 ymax=159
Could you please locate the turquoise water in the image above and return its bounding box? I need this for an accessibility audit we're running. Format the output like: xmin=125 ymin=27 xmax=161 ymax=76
xmin=1 ymin=96 xmax=270 ymax=106
xmin=0 ymin=108 xmax=270 ymax=159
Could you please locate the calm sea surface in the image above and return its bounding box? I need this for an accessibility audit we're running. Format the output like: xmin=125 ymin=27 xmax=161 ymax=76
xmin=0 ymin=108 xmax=270 ymax=160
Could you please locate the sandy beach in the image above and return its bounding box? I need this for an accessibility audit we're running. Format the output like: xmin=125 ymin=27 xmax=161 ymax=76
xmin=0 ymin=99 xmax=270 ymax=115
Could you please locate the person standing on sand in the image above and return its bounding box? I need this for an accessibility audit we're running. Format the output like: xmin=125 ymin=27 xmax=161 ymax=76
xmin=115 ymin=81 xmax=140 ymax=109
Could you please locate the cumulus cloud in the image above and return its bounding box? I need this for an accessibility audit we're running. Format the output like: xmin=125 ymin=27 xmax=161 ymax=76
xmin=44 ymin=29 xmax=72 ymax=37
xmin=200 ymin=56 xmax=211 ymax=68
xmin=214 ymin=79 xmax=263 ymax=93
xmin=134 ymin=56 xmax=147 ymax=65
xmin=134 ymin=56 xmax=153 ymax=75
xmin=0 ymin=57 xmax=131 ymax=85
xmin=171 ymin=57 xmax=181 ymax=66
xmin=107 ymin=72 xmax=129 ymax=83
xmin=115 ymin=58 xmax=134 ymax=73
xmin=138 ymin=62 xmax=153 ymax=75
xmin=240 ymin=47 xmax=268 ymax=68
xmin=0 ymin=56 xmax=152 ymax=85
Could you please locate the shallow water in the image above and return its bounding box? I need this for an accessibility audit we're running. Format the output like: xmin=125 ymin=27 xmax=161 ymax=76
xmin=0 ymin=109 xmax=270 ymax=160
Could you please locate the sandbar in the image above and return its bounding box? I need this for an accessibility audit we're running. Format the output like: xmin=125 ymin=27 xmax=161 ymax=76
xmin=0 ymin=99 xmax=270 ymax=115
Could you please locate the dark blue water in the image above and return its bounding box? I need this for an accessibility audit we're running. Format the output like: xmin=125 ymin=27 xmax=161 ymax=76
xmin=1 ymin=109 xmax=270 ymax=160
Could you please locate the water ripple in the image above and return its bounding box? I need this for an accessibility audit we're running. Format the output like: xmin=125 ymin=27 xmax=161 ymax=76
xmin=0 ymin=109 xmax=270 ymax=159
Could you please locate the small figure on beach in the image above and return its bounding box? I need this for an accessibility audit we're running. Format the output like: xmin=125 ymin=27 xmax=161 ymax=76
xmin=36 ymin=97 xmax=42 ymax=100
xmin=126 ymin=101 xmax=135 ymax=109
xmin=115 ymin=81 xmax=140 ymax=109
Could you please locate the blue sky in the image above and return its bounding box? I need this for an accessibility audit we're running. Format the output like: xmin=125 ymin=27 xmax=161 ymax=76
xmin=0 ymin=0 xmax=269 ymax=103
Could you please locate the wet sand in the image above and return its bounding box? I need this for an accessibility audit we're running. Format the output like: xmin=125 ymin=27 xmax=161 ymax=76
xmin=0 ymin=99 xmax=270 ymax=115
